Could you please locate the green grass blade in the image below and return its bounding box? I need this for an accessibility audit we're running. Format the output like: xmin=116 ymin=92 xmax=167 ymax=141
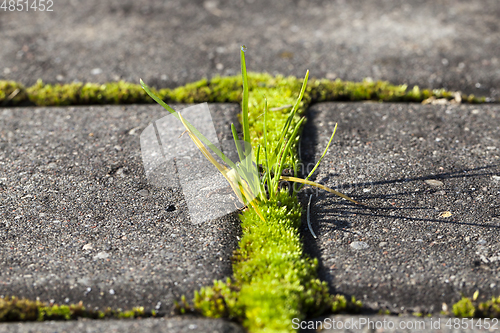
xmin=273 ymin=116 xmax=306 ymax=194
xmin=273 ymin=70 xmax=309 ymax=157
xmin=240 ymin=46 xmax=251 ymax=145
xmin=255 ymin=145 xmax=261 ymax=173
xmin=231 ymin=123 xmax=246 ymax=163
xmin=304 ymin=123 xmax=338 ymax=182
xmin=263 ymin=98 xmax=273 ymax=199
xmin=281 ymin=176 xmax=360 ymax=205
xmin=140 ymin=79 xmax=237 ymax=170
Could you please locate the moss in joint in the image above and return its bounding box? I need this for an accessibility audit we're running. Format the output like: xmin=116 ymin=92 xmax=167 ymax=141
xmin=175 ymin=71 xmax=362 ymax=332
xmin=0 ymin=296 xmax=155 ymax=322
xmin=179 ymin=192 xmax=362 ymax=332
xmin=0 ymin=81 xmax=29 ymax=106
xmin=0 ymin=72 xmax=492 ymax=329
xmin=0 ymin=75 xmax=488 ymax=107
xmin=25 ymin=80 xmax=154 ymax=106
xmin=449 ymin=295 xmax=500 ymax=318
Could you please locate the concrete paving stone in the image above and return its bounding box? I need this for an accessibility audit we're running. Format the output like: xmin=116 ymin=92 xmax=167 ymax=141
xmin=299 ymin=102 xmax=500 ymax=314
xmin=0 ymin=316 xmax=244 ymax=333
xmin=0 ymin=104 xmax=242 ymax=313
xmin=0 ymin=0 xmax=498 ymax=99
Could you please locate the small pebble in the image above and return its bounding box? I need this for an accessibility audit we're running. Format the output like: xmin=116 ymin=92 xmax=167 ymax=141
xmin=91 ymin=68 xmax=102 ymax=75
xmin=350 ymin=241 xmax=369 ymax=250
xmin=425 ymin=179 xmax=443 ymax=187
xmin=477 ymin=239 xmax=487 ymax=245
xmin=82 ymin=243 xmax=93 ymax=251
xmin=138 ymin=189 xmax=149 ymax=197
xmin=93 ymin=251 xmax=110 ymax=260
xmin=378 ymin=242 xmax=387 ymax=248
xmin=166 ymin=205 xmax=176 ymax=212
xmin=114 ymin=145 xmax=122 ymax=152
xmin=439 ymin=211 xmax=452 ymax=218
xmin=109 ymin=289 xmax=115 ymax=295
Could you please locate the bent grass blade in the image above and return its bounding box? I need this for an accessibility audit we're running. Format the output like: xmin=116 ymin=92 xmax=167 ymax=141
xmin=140 ymin=79 xmax=236 ymax=170
xmin=280 ymin=176 xmax=360 ymax=205
xmin=177 ymin=113 xmax=266 ymax=222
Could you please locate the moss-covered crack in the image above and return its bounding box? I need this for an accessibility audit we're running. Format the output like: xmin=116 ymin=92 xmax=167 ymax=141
xmin=0 ymin=296 xmax=156 ymax=322
xmin=0 ymin=75 xmax=488 ymax=107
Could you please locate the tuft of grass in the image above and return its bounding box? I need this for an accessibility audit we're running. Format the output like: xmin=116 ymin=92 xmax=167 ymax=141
xmin=140 ymin=47 xmax=362 ymax=332
xmin=0 ymin=297 xmax=155 ymax=322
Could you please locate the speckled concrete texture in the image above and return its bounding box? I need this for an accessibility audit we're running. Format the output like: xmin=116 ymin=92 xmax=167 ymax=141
xmin=299 ymin=102 xmax=500 ymax=314
xmin=0 ymin=0 xmax=498 ymax=98
xmin=0 ymin=104 xmax=242 ymax=313
xmin=0 ymin=316 xmax=245 ymax=333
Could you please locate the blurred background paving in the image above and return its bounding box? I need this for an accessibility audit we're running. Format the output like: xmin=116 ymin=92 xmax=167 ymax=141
xmin=0 ymin=0 xmax=499 ymax=99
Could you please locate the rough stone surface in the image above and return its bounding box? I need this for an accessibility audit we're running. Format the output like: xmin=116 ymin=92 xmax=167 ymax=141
xmin=0 ymin=104 xmax=242 ymax=313
xmin=299 ymin=102 xmax=500 ymax=314
xmin=0 ymin=0 xmax=499 ymax=98
xmin=0 ymin=316 xmax=244 ymax=333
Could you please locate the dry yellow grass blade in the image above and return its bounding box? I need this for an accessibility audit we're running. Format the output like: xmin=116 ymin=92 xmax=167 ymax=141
xmin=280 ymin=176 xmax=360 ymax=205
xmin=177 ymin=113 xmax=266 ymax=221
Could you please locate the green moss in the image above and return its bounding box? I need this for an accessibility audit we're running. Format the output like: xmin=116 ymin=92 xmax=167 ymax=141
xmin=0 ymin=81 xmax=29 ymax=106
xmin=0 ymin=76 xmax=489 ymax=108
xmin=189 ymin=192 xmax=355 ymax=332
xmin=453 ymin=298 xmax=476 ymax=318
xmin=331 ymin=295 xmax=362 ymax=314
xmin=0 ymin=297 xmax=156 ymax=322
xmin=449 ymin=295 xmax=500 ymax=318
xmin=26 ymin=80 xmax=82 ymax=106
xmin=478 ymin=296 xmax=500 ymax=318
xmin=25 ymin=80 xmax=154 ymax=106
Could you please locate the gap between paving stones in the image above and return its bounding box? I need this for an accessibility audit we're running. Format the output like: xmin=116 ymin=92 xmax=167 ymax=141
xmin=0 ymin=75 xmax=490 ymax=108
xmin=1 ymin=0 xmax=499 ymax=99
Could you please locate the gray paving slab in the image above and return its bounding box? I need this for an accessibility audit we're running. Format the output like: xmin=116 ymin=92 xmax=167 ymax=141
xmin=299 ymin=102 xmax=500 ymax=314
xmin=0 ymin=104 xmax=242 ymax=313
xmin=0 ymin=316 xmax=244 ymax=333
xmin=0 ymin=0 xmax=498 ymax=98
